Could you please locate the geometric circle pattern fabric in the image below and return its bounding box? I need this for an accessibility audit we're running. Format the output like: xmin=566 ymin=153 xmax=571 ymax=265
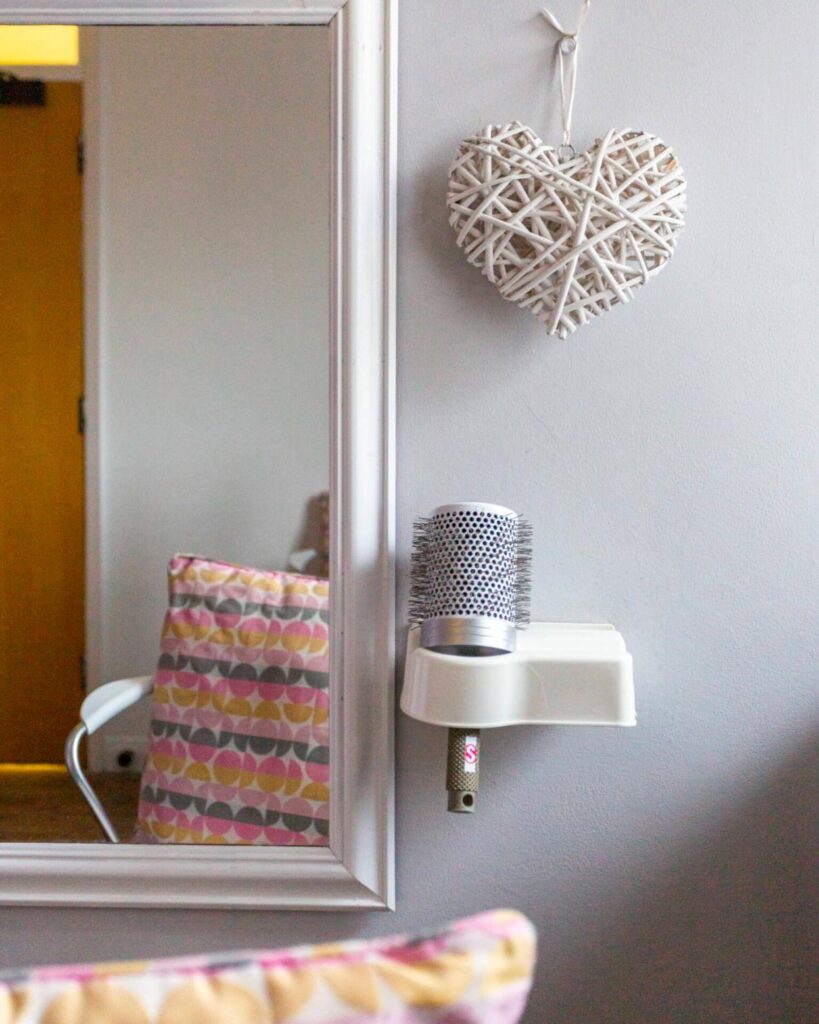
xmin=136 ymin=555 xmax=329 ymax=845
xmin=0 ymin=910 xmax=536 ymax=1024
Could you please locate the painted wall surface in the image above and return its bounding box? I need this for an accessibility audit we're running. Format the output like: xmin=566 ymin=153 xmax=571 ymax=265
xmin=86 ymin=26 xmax=330 ymax=760
xmin=2 ymin=4 xmax=817 ymax=1022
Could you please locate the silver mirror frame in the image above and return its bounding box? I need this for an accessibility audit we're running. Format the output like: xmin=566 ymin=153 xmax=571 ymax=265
xmin=0 ymin=0 xmax=395 ymax=910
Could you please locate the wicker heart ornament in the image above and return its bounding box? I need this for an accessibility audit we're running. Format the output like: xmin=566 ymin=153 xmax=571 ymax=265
xmin=447 ymin=123 xmax=687 ymax=338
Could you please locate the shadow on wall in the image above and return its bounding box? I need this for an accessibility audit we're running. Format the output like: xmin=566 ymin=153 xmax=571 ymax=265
xmin=529 ymin=731 xmax=818 ymax=1024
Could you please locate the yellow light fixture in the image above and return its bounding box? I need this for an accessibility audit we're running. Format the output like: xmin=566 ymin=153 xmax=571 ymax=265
xmin=0 ymin=25 xmax=79 ymax=66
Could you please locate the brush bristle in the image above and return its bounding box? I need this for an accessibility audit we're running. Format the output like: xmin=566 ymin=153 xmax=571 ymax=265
xmin=408 ymin=515 xmax=432 ymax=626
xmin=409 ymin=508 xmax=532 ymax=628
xmin=514 ymin=517 xmax=533 ymax=628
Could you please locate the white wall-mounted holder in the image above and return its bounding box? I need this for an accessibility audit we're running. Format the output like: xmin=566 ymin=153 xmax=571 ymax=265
xmin=401 ymin=623 xmax=636 ymax=729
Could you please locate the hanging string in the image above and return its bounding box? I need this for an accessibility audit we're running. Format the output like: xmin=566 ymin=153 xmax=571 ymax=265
xmin=541 ymin=0 xmax=591 ymax=154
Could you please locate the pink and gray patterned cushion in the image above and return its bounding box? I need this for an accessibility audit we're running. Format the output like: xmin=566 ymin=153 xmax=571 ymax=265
xmin=136 ymin=554 xmax=330 ymax=846
xmin=0 ymin=909 xmax=535 ymax=1024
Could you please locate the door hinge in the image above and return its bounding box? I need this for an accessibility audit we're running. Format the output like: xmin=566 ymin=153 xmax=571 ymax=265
xmin=78 ymin=394 xmax=85 ymax=435
xmin=76 ymin=133 xmax=84 ymax=175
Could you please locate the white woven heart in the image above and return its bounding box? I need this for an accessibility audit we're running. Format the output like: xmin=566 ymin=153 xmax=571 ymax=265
xmin=447 ymin=123 xmax=686 ymax=338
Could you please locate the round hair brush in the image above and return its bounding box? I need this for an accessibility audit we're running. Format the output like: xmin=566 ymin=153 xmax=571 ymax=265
xmin=409 ymin=502 xmax=532 ymax=812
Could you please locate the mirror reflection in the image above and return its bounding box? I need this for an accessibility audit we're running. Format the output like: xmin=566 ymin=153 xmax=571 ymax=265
xmin=0 ymin=25 xmax=331 ymax=845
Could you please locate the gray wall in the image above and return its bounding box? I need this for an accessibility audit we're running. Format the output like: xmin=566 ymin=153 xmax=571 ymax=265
xmin=3 ymin=3 xmax=817 ymax=1022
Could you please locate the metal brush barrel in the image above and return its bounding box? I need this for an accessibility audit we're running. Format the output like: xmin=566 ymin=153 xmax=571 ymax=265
xmin=422 ymin=616 xmax=515 ymax=655
xmin=412 ymin=502 xmax=531 ymax=656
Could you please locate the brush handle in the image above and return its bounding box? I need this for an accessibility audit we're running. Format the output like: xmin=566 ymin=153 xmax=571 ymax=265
xmin=446 ymin=728 xmax=480 ymax=813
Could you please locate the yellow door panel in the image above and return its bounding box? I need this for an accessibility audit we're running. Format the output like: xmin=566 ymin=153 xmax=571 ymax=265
xmin=0 ymin=82 xmax=84 ymax=763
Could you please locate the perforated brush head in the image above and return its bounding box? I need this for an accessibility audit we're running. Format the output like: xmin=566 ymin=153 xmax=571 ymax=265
xmin=410 ymin=502 xmax=532 ymax=655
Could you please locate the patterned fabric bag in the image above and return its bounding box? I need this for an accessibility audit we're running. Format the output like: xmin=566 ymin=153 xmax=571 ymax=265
xmin=135 ymin=554 xmax=329 ymax=845
xmin=0 ymin=909 xmax=536 ymax=1024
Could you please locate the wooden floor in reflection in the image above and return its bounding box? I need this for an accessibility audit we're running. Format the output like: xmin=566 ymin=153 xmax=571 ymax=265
xmin=0 ymin=766 xmax=140 ymax=843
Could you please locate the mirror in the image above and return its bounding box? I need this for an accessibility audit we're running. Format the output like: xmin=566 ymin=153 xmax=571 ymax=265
xmin=0 ymin=25 xmax=332 ymax=846
xmin=0 ymin=0 xmax=393 ymax=912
